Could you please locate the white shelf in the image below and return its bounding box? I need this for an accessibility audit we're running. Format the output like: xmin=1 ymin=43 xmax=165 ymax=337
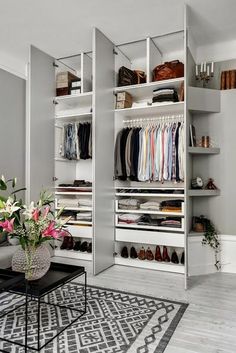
xmin=116 ymin=222 xmax=184 ymax=233
xmin=54 ymin=249 xmax=92 ymax=261
xmin=116 ymin=228 xmax=184 ymax=247
xmin=115 ymin=186 xmax=184 ymax=190
xmin=55 ymin=191 xmax=92 ymax=196
xmin=188 ymin=231 xmax=204 ymax=237
xmin=56 ymin=207 xmax=92 ymax=211
xmin=115 ymin=101 xmax=184 ymax=118
xmin=67 ymin=220 xmax=92 ymax=225
xmin=116 ymin=208 xmax=184 ymax=216
xmin=115 ymin=192 xmax=184 ymax=198
xmin=55 ymin=91 xmax=93 ymax=112
xmin=114 ymin=78 xmax=184 ymax=101
xmin=55 ymin=112 xmax=92 ymax=121
xmin=188 ymin=189 xmax=220 ymax=196
xmin=54 ymin=157 xmax=78 ymax=162
xmin=188 ymin=147 xmax=220 ymax=154
xmin=67 ymin=224 xmax=93 ymax=238
xmin=114 ymin=257 xmax=184 ymax=274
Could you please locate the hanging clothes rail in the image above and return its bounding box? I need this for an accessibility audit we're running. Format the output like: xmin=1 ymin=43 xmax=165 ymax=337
xmin=123 ymin=114 xmax=184 ymax=126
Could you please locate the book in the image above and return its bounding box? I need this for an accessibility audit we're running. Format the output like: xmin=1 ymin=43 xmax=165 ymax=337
xmin=190 ymin=125 xmax=196 ymax=147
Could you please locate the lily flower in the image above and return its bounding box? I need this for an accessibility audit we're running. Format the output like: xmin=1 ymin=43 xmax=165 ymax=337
xmin=0 ymin=218 xmax=14 ymax=233
xmin=32 ymin=208 xmax=40 ymax=222
xmin=0 ymin=198 xmax=20 ymax=216
xmin=42 ymin=221 xmax=61 ymax=239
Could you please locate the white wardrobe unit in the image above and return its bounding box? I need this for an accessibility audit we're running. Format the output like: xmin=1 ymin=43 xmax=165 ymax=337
xmin=26 ymin=28 xmax=115 ymax=275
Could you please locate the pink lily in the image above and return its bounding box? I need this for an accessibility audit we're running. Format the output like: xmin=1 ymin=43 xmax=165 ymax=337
xmin=32 ymin=208 xmax=40 ymax=222
xmin=43 ymin=206 xmax=50 ymax=219
xmin=42 ymin=221 xmax=61 ymax=239
xmin=0 ymin=218 xmax=14 ymax=233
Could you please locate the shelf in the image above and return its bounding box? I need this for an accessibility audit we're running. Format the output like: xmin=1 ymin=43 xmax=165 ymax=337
xmin=115 ymin=186 xmax=184 ymax=190
xmin=115 ymin=101 xmax=184 ymax=118
xmin=67 ymin=221 xmax=92 ymax=226
xmin=55 ymin=191 xmax=92 ymax=196
xmin=188 ymin=86 xmax=220 ymax=113
xmin=55 ymin=112 xmax=92 ymax=121
xmin=54 ymin=249 xmax=92 ymax=261
xmin=188 ymin=231 xmax=204 ymax=237
xmin=188 ymin=189 xmax=220 ymax=196
xmin=116 ymin=224 xmax=184 ymax=233
xmin=54 ymin=157 xmax=78 ymax=162
xmin=188 ymin=147 xmax=220 ymax=155
xmin=54 ymin=91 xmax=93 ymax=112
xmin=114 ymin=78 xmax=184 ymax=101
xmin=116 ymin=208 xmax=184 ymax=216
xmin=114 ymin=257 xmax=184 ymax=274
xmin=56 ymin=207 xmax=92 ymax=211
xmin=115 ymin=193 xmax=184 ymax=198
xmin=66 ymin=224 xmax=93 ymax=238
xmin=116 ymin=228 xmax=184 ymax=247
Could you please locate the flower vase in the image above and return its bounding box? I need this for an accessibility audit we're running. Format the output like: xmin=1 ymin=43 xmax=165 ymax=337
xmin=12 ymin=244 xmax=51 ymax=281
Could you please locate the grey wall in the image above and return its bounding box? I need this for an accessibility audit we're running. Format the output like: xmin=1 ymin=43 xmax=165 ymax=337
xmin=0 ymin=68 xmax=25 ymax=191
xmin=192 ymin=90 xmax=236 ymax=235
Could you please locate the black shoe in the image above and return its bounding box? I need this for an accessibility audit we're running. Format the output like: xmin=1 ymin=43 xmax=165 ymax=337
xmin=60 ymin=236 xmax=70 ymax=250
xmin=121 ymin=246 xmax=128 ymax=258
xmin=130 ymin=246 xmax=137 ymax=259
xmin=181 ymin=252 xmax=185 ymax=265
xmin=171 ymin=250 xmax=179 ymax=264
xmin=74 ymin=241 xmax=81 ymax=251
xmin=87 ymin=242 xmax=92 ymax=253
xmin=80 ymin=241 xmax=88 ymax=252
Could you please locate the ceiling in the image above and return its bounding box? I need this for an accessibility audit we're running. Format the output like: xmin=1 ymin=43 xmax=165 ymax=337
xmin=1 ymin=0 xmax=236 ymax=76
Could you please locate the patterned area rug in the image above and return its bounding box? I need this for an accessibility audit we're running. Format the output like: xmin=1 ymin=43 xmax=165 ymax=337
xmin=0 ymin=283 xmax=188 ymax=353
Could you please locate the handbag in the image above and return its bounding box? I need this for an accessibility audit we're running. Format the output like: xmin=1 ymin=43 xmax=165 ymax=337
xmin=118 ymin=67 xmax=146 ymax=86
xmin=153 ymin=60 xmax=184 ymax=81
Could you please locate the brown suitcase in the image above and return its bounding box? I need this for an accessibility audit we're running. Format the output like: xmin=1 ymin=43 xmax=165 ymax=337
xmin=153 ymin=60 xmax=184 ymax=81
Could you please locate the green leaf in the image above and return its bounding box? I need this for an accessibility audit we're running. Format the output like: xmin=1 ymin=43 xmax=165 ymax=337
xmin=0 ymin=180 xmax=7 ymax=190
xmin=0 ymin=196 xmax=7 ymax=202
xmin=11 ymin=187 xmax=26 ymax=195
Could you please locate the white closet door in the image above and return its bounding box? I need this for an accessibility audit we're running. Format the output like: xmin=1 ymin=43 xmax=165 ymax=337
xmin=92 ymin=28 xmax=115 ymax=275
xmin=26 ymin=45 xmax=55 ymax=203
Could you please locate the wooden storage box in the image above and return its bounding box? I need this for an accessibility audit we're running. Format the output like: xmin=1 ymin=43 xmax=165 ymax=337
xmin=116 ymin=100 xmax=132 ymax=109
xmin=117 ymin=91 xmax=133 ymax=103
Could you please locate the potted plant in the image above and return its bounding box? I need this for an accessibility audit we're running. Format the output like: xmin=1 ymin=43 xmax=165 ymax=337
xmin=0 ymin=176 xmax=69 ymax=280
xmin=202 ymin=218 xmax=221 ymax=270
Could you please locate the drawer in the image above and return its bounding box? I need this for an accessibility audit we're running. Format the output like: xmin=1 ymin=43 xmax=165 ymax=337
xmin=67 ymin=225 xmax=92 ymax=239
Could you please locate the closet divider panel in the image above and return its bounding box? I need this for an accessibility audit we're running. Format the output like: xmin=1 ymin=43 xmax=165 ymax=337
xmin=92 ymin=28 xmax=115 ymax=275
xmin=26 ymin=45 xmax=55 ymax=203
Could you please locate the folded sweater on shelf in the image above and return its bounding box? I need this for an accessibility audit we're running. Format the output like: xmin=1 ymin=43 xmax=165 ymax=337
xmin=76 ymin=212 xmax=92 ymax=221
xmin=118 ymin=213 xmax=141 ymax=224
xmin=78 ymin=199 xmax=92 ymax=207
xmin=57 ymin=198 xmax=79 ymax=207
xmin=140 ymin=201 xmax=160 ymax=210
xmin=118 ymin=199 xmax=140 ymax=210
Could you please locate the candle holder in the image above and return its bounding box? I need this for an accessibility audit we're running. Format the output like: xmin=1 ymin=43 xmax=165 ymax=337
xmin=195 ymin=62 xmax=214 ymax=88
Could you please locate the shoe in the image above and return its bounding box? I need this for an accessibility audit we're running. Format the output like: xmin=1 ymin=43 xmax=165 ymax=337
xmin=171 ymin=250 xmax=179 ymax=264
xmin=155 ymin=245 xmax=162 ymax=262
xmin=87 ymin=242 xmax=92 ymax=253
xmin=181 ymin=252 xmax=185 ymax=265
xmin=60 ymin=236 xmax=70 ymax=250
xmin=74 ymin=240 xmax=81 ymax=251
xmin=130 ymin=246 xmax=138 ymax=259
xmin=162 ymin=246 xmax=170 ymax=262
xmin=67 ymin=236 xmax=74 ymax=250
xmin=121 ymin=246 xmax=128 ymax=258
xmin=146 ymin=247 xmax=154 ymax=261
xmin=138 ymin=247 xmax=146 ymax=260
xmin=80 ymin=241 xmax=88 ymax=252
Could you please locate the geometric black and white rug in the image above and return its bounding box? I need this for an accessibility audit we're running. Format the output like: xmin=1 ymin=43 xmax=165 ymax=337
xmin=0 ymin=283 xmax=188 ymax=353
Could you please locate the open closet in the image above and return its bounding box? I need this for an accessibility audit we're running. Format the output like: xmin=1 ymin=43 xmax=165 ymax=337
xmin=25 ymin=5 xmax=221 ymax=288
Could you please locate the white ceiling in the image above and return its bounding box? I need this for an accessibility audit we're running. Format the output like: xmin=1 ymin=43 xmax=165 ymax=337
xmin=1 ymin=0 xmax=236 ymax=77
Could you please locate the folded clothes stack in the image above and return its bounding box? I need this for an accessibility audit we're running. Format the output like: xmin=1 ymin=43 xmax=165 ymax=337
xmin=160 ymin=199 xmax=183 ymax=212
xmin=152 ymin=88 xmax=179 ymax=103
xmin=138 ymin=215 xmax=159 ymax=226
xmin=57 ymin=198 xmax=79 ymax=208
xmin=140 ymin=201 xmax=160 ymax=210
xmin=76 ymin=212 xmax=92 ymax=221
xmin=78 ymin=199 xmax=92 ymax=208
xmin=118 ymin=199 xmax=140 ymax=210
xmin=118 ymin=214 xmax=141 ymax=224
xmin=158 ymin=217 xmax=182 ymax=228
xmin=59 ymin=210 xmax=77 ymax=220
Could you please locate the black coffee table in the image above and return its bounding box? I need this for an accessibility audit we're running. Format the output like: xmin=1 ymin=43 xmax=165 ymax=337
xmin=0 ymin=263 xmax=87 ymax=352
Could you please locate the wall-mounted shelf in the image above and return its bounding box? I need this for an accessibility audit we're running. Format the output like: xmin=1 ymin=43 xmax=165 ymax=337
xmin=188 ymin=189 xmax=220 ymax=197
xmin=114 ymin=256 xmax=184 ymax=274
xmin=115 ymin=101 xmax=184 ymax=118
xmin=114 ymin=77 xmax=184 ymax=101
xmin=188 ymin=147 xmax=220 ymax=155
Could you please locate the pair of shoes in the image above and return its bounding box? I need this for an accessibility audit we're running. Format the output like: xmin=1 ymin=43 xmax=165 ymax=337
xmin=171 ymin=250 xmax=179 ymax=264
xmin=60 ymin=236 xmax=74 ymax=250
xmin=155 ymin=245 xmax=170 ymax=262
xmin=73 ymin=241 xmax=92 ymax=252
xmin=121 ymin=246 xmax=138 ymax=259
xmin=73 ymin=180 xmax=92 ymax=187
xmin=138 ymin=247 xmax=154 ymax=261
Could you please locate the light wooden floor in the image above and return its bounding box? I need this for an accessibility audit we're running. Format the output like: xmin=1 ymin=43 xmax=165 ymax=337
xmin=53 ymin=257 xmax=236 ymax=353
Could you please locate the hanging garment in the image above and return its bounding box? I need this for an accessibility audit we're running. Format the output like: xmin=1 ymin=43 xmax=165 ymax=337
xmin=114 ymin=121 xmax=184 ymax=183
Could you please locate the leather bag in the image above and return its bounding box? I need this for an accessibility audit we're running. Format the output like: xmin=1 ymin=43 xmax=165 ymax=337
xmin=118 ymin=67 xmax=146 ymax=86
xmin=153 ymin=60 xmax=184 ymax=81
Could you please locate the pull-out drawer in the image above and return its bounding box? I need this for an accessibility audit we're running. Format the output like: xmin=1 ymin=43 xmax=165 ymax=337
xmin=67 ymin=225 xmax=93 ymax=239
xmin=115 ymin=228 xmax=184 ymax=247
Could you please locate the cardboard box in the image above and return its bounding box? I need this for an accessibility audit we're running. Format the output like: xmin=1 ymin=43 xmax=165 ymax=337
xmin=56 ymin=87 xmax=70 ymax=96
xmin=117 ymin=91 xmax=133 ymax=103
xmin=116 ymin=100 xmax=132 ymax=109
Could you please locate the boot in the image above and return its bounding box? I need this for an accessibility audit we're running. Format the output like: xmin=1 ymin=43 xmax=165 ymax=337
xmin=162 ymin=246 xmax=170 ymax=262
xmin=130 ymin=246 xmax=138 ymax=259
xmin=67 ymin=236 xmax=74 ymax=250
xmin=80 ymin=241 xmax=88 ymax=252
xmin=181 ymin=251 xmax=185 ymax=265
xmin=146 ymin=247 xmax=154 ymax=261
xmin=155 ymin=245 xmax=162 ymax=262
xmin=121 ymin=246 xmax=128 ymax=258
xmin=87 ymin=242 xmax=92 ymax=253
xmin=138 ymin=247 xmax=146 ymax=260
xmin=74 ymin=240 xmax=81 ymax=251
xmin=60 ymin=236 xmax=70 ymax=250
xmin=171 ymin=250 xmax=179 ymax=264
